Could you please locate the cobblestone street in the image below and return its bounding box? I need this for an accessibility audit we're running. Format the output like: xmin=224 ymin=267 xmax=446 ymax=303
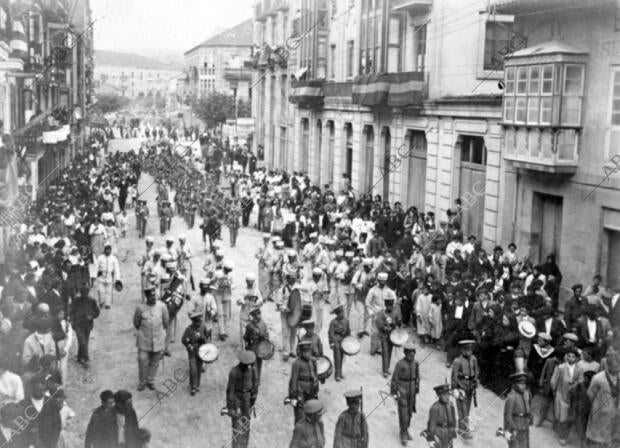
xmin=58 ymin=139 xmax=563 ymax=448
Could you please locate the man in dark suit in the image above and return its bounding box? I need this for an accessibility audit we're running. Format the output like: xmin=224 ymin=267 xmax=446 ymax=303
xmin=536 ymin=307 xmax=566 ymax=346
xmin=84 ymin=390 xmax=117 ymax=448
xmin=576 ymin=305 xmax=610 ymax=360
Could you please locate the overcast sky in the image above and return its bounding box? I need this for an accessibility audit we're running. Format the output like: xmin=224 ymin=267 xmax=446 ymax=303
xmin=91 ymin=0 xmax=254 ymax=53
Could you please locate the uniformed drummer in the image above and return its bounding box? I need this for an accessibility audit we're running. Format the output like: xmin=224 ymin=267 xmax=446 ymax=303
xmin=238 ymin=272 xmax=263 ymax=350
xmin=181 ymin=310 xmax=210 ymax=396
xmin=390 ymin=341 xmax=420 ymax=446
xmin=298 ymin=319 xmax=323 ymax=358
xmin=502 ymin=372 xmax=532 ymax=448
xmin=328 ymin=304 xmax=351 ymax=382
xmin=334 ymin=390 xmax=369 ymax=448
xmin=376 ymin=298 xmax=402 ymax=378
xmin=226 ymin=350 xmax=259 ymax=448
xmin=425 ymin=384 xmax=458 ymax=448
xmin=450 ymin=339 xmax=479 ymax=439
xmin=290 ymin=399 xmax=325 ymax=448
xmin=244 ymin=307 xmax=269 ymax=382
xmin=288 ymin=340 xmax=319 ymax=424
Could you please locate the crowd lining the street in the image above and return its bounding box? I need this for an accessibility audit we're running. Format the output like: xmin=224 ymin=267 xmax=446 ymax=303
xmin=0 ymin=133 xmax=617 ymax=448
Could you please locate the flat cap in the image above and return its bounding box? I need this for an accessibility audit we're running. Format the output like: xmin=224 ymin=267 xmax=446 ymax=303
xmin=344 ymin=390 xmax=362 ymax=400
xmin=403 ymin=341 xmax=416 ymax=352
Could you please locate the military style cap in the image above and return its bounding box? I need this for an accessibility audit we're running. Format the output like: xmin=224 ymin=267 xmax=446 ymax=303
xmin=377 ymin=272 xmax=388 ymax=281
xmin=303 ymin=399 xmax=323 ymax=414
xmin=275 ymin=241 xmax=285 ymax=248
xmin=458 ymin=339 xmax=476 ymax=346
xmin=238 ymin=350 xmax=256 ymax=365
xmin=199 ymin=278 xmax=211 ymax=287
xmin=344 ymin=390 xmax=362 ymax=400
xmin=434 ymin=384 xmax=451 ymax=395
xmin=362 ymin=258 xmax=373 ymax=266
xmin=403 ymin=341 xmax=416 ymax=352
xmin=145 ymin=236 xmax=154 ymax=243
xmin=178 ymin=234 xmax=187 ymax=240
xmin=312 ymin=267 xmax=323 ymax=276
xmin=262 ymin=233 xmax=271 ymax=239
xmin=188 ymin=310 xmax=202 ymax=319
xmin=309 ymin=232 xmax=318 ymax=238
xmin=245 ymin=272 xmax=256 ymax=281
xmin=165 ymin=236 xmax=174 ymax=242
xmin=331 ymin=304 xmax=344 ymax=314
xmin=300 ymin=319 xmax=315 ymax=328
xmin=509 ymin=372 xmax=528 ymax=383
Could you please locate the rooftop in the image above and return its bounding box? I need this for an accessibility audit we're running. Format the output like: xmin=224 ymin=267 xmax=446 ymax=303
xmin=184 ymin=19 xmax=253 ymax=55
xmin=95 ymin=50 xmax=182 ymax=71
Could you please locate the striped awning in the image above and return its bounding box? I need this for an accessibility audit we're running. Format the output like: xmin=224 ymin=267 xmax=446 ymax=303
xmin=387 ymin=71 xmax=426 ymax=107
xmin=289 ymin=80 xmax=323 ymax=108
xmin=352 ymin=73 xmax=394 ymax=106
xmin=10 ymin=19 xmax=27 ymax=61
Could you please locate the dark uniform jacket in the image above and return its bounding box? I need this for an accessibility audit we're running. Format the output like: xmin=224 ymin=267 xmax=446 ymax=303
xmin=334 ymin=410 xmax=368 ymax=448
xmin=298 ymin=333 xmax=323 ymax=357
xmin=328 ymin=318 xmax=351 ymax=345
xmin=244 ymin=320 xmax=269 ymax=352
xmin=84 ymin=406 xmax=117 ymax=448
xmin=181 ymin=322 xmax=210 ymax=352
xmin=70 ymin=296 xmax=100 ymax=330
xmin=427 ymin=401 xmax=457 ymax=448
xmin=503 ymin=388 xmax=532 ymax=432
xmin=390 ymin=359 xmax=420 ymax=413
xmin=451 ymin=355 xmax=479 ymax=391
xmin=289 ymin=358 xmax=319 ymax=401
xmin=375 ymin=309 xmax=401 ymax=338
xmin=290 ymin=419 xmax=325 ymax=448
xmin=226 ymin=365 xmax=259 ymax=415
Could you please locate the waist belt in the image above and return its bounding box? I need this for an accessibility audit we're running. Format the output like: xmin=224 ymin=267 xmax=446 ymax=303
xmin=437 ymin=423 xmax=455 ymax=428
xmin=458 ymin=374 xmax=475 ymax=380
xmin=513 ymin=413 xmax=531 ymax=418
xmin=298 ymin=377 xmax=316 ymax=382
xmin=397 ymin=378 xmax=417 ymax=383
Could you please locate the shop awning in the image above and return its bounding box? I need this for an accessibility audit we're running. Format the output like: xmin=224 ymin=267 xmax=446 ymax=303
xmin=289 ymin=80 xmax=324 ymax=108
xmin=387 ymin=71 xmax=426 ymax=107
xmin=352 ymin=73 xmax=393 ymax=106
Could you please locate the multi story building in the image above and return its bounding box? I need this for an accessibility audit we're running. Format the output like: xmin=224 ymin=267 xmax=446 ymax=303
xmin=94 ymin=50 xmax=181 ymax=99
xmin=492 ymin=0 xmax=620 ymax=290
xmin=183 ymin=19 xmax=254 ymax=100
xmin=0 ymin=0 xmax=95 ymax=202
xmin=253 ymin=0 xmax=620 ymax=294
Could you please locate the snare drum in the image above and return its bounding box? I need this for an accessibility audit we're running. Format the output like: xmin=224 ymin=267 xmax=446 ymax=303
xmin=389 ymin=328 xmax=409 ymax=347
xmin=198 ymin=343 xmax=219 ymax=363
xmin=316 ymin=355 xmax=333 ymax=381
xmin=341 ymin=336 xmax=361 ymax=356
xmin=256 ymin=340 xmax=275 ymax=360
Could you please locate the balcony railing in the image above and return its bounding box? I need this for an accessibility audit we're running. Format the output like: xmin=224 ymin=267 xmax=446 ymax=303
xmin=289 ymin=80 xmax=323 ymax=109
xmin=503 ymin=127 xmax=579 ymax=174
xmin=323 ymin=81 xmax=353 ymax=105
xmin=352 ymin=71 xmax=427 ymax=107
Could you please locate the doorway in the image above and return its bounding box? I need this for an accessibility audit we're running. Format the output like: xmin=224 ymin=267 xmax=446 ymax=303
xmin=458 ymin=135 xmax=487 ymax=238
xmin=531 ymin=192 xmax=563 ymax=264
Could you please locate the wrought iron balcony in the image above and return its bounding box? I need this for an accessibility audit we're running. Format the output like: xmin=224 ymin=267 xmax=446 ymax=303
xmin=352 ymin=71 xmax=428 ymax=107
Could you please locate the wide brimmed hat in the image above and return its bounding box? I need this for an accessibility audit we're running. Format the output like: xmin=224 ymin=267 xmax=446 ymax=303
xmin=518 ymin=320 xmax=536 ymax=339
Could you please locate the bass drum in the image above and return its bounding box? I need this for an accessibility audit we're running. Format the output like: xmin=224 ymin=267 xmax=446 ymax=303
xmin=316 ymin=355 xmax=333 ymax=381
xmin=256 ymin=340 xmax=275 ymax=360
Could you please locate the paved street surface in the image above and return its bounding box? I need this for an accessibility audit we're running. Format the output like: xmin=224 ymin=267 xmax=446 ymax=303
xmin=63 ymin=138 xmax=561 ymax=447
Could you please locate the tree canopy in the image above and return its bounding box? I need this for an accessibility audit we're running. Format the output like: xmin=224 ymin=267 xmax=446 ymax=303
xmin=192 ymin=92 xmax=250 ymax=129
xmin=92 ymin=93 xmax=130 ymax=114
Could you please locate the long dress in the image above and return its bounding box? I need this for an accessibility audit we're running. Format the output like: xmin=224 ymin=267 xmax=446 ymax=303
xmin=428 ymin=302 xmax=443 ymax=340
xmin=415 ymin=293 xmax=432 ymax=336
